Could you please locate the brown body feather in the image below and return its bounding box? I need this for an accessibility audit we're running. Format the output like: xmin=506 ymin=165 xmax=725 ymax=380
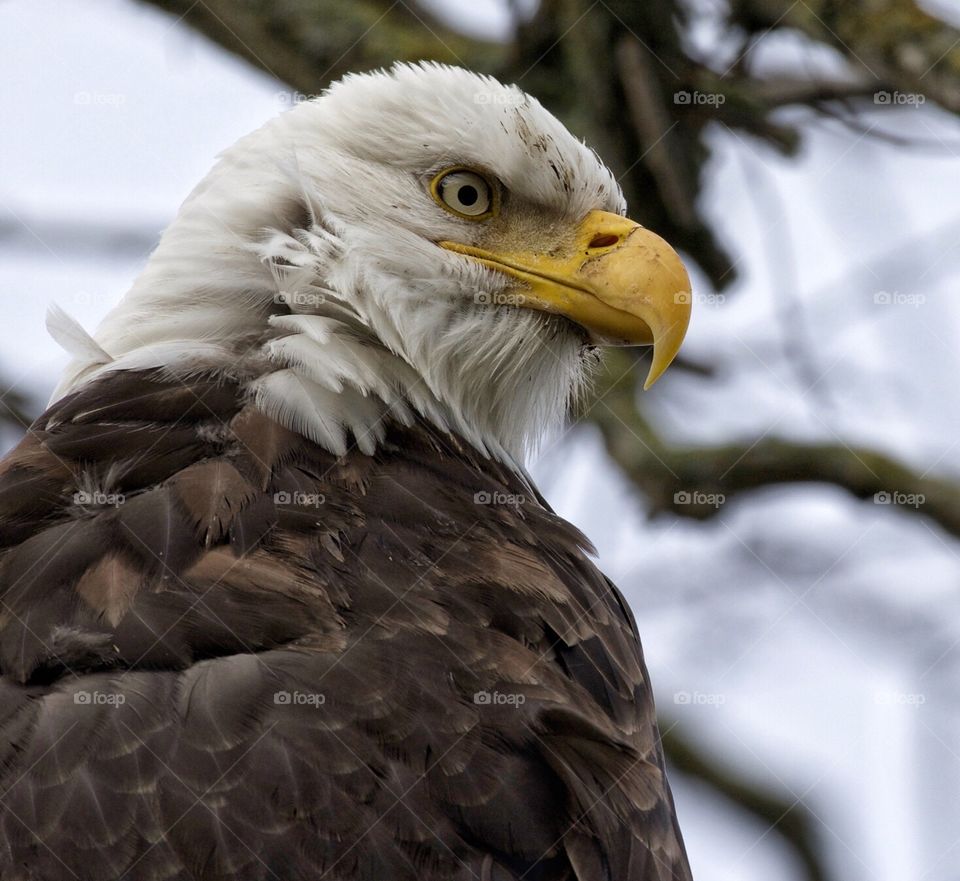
xmin=0 ymin=370 xmax=690 ymax=881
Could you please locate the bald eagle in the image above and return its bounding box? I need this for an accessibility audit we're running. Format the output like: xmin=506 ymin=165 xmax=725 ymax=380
xmin=0 ymin=64 xmax=692 ymax=881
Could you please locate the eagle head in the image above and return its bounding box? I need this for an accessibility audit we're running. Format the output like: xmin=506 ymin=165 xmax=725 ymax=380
xmin=52 ymin=63 xmax=691 ymax=464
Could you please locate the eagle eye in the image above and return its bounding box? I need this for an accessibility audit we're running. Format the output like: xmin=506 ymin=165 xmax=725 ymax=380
xmin=430 ymin=168 xmax=498 ymax=220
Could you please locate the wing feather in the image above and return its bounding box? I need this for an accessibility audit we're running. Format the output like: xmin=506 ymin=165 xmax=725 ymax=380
xmin=0 ymin=369 xmax=691 ymax=880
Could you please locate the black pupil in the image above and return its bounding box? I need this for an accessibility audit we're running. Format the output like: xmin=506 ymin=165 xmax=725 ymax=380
xmin=458 ymin=184 xmax=479 ymax=207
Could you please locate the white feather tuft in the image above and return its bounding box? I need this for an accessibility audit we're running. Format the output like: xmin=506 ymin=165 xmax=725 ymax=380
xmin=46 ymin=304 xmax=112 ymax=365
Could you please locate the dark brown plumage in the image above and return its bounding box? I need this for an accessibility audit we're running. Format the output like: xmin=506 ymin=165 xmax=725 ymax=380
xmin=0 ymin=369 xmax=690 ymax=881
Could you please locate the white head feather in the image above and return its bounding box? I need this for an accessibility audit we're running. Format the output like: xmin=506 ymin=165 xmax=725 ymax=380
xmin=50 ymin=63 xmax=625 ymax=465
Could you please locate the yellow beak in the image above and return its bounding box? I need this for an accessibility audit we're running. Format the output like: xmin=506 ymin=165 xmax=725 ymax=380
xmin=440 ymin=210 xmax=692 ymax=389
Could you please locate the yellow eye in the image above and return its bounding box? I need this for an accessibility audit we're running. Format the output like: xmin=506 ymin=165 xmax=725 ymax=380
xmin=430 ymin=168 xmax=498 ymax=220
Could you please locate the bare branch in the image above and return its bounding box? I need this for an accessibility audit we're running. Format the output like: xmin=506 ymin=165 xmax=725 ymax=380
xmin=751 ymin=77 xmax=886 ymax=108
xmin=592 ymin=353 xmax=960 ymax=537
xmin=135 ymin=0 xmax=501 ymax=95
xmin=616 ymin=35 xmax=699 ymax=231
xmin=662 ymin=727 xmax=832 ymax=881
xmin=733 ymin=0 xmax=960 ymax=113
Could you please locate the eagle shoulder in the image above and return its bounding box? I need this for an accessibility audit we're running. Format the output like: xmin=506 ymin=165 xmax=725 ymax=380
xmin=0 ymin=369 xmax=690 ymax=881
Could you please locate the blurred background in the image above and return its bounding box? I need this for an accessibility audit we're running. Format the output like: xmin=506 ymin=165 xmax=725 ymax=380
xmin=2 ymin=0 xmax=960 ymax=878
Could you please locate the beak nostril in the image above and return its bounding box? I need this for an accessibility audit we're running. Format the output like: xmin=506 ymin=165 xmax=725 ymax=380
xmin=588 ymin=233 xmax=620 ymax=250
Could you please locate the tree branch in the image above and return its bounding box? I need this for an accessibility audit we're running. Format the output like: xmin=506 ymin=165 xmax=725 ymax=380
xmin=591 ymin=352 xmax=960 ymax=536
xmin=732 ymin=0 xmax=960 ymax=113
xmin=136 ymin=0 xmax=501 ymax=95
xmin=662 ymin=727 xmax=830 ymax=881
xmin=751 ymin=77 xmax=887 ymax=108
xmin=615 ymin=35 xmax=699 ymax=231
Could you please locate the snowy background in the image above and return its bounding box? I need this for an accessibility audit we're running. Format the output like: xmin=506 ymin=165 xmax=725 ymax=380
xmin=2 ymin=1 xmax=959 ymax=879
